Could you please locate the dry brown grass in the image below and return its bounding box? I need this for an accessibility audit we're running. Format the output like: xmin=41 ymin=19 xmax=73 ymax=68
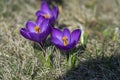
xmin=0 ymin=0 xmax=120 ymax=80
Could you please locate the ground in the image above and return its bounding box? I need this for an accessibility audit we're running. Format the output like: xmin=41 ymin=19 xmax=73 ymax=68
xmin=0 ymin=0 xmax=120 ymax=80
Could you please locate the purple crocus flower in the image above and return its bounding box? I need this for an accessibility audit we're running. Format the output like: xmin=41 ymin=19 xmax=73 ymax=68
xmin=51 ymin=28 xmax=81 ymax=51
xmin=20 ymin=16 xmax=51 ymax=43
xmin=36 ymin=1 xmax=59 ymax=25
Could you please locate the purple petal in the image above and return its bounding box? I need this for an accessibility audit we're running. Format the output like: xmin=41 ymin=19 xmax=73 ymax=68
xmin=20 ymin=28 xmax=31 ymax=40
xmin=66 ymin=41 xmax=76 ymax=50
xmin=52 ymin=6 xmax=59 ymax=19
xmin=20 ymin=28 xmax=48 ymax=43
xmin=36 ymin=11 xmax=46 ymax=17
xmin=41 ymin=23 xmax=51 ymax=39
xmin=26 ymin=21 xmax=36 ymax=32
xmin=62 ymin=28 xmax=71 ymax=44
xmin=54 ymin=41 xmax=76 ymax=51
xmin=71 ymin=29 xmax=81 ymax=44
xmin=40 ymin=1 xmax=52 ymax=17
xmin=36 ymin=16 xmax=45 ymax=26
xmin=29 ymin=33 xmax=44 ymax=42
xmin=51 ymin=28 xmax=62 ymax=42
xmin=51 ymin=37 xmax=63 ymax=46
xmin=40 ymin=19 xmax=50 ymax=32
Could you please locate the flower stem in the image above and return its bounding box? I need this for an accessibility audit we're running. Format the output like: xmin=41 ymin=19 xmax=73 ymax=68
xmin=66 ymin=51 xmax=72 ymax=70
xmin=66 ymin=51 xmax=70 ymax=61
xmin=38 ymin=42 xmax=46 ymax=57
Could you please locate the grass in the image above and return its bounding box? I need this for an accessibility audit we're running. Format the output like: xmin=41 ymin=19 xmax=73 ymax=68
xmin=0 ymin=0 xmax=120 ymax=80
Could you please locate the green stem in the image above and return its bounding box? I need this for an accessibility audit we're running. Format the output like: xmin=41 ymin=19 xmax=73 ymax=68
xmin=66 ymin=51 xmax=70 ymax=61
xmin=38 ymin=42 xmax=46 ymax=57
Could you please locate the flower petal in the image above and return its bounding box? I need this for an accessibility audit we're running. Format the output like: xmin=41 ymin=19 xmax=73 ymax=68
xmin=29 ymin=33 xmax=44 ymax=42
xmin=40 ymin=1 xmax=52 ymax=16
xmin=54 ymin=41 xmax=76 ymax=51
xmin=52 ymin=6 xmax=59 ymax=19
xmin=20 ymin=28 xmax=31 ymax=40
xmin=71 ymin=29 xmax=81 ymax=44
xmin=36 ymin=11 xmax=46 ymax=17
xmin=51 ymin=28 xmax=62 ymax=42
xmin=66 ymin=41 xmax=76 ymax=50
xmin=40 ymin=23 xmax=51 ymax=39
xmin=51 ymin=37 xmax=63 ymax=46
xmin=20 ymin=27 xmax=49 ymax=43
xmin=40 ymin=19 xmax=50 ymax=32
xmin=63 ymin=28 xmax=71 ymax=44
xmin=26 ymin=21 xmax=36 ymax=32
xmin=36 ymin=16 xmax=45 ymax=26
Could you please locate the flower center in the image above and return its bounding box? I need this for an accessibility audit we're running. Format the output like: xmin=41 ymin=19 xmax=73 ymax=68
xmin=44 ymin=14 xmax=50 ymax=18
xmin=34 ymin=26 xmax=40 ymax=33
xmin=62 ymin=36 xmax=68 ymax=46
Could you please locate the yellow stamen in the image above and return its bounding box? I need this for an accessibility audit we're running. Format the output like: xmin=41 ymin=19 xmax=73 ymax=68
xmin=34 ymin=26 xmax=40 ymax=33
xmin=44 ymin=14 xmax=50 ymax=18
xmin=62 ymin=36 xmax=68 ymax=46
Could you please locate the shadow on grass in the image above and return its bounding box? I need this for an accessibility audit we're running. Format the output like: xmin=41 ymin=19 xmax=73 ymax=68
xmin=48 ymin=0 xmax=63 ymax=5
xmin=58 ymin=24 xmax=69 ymax=29
xmin=57 ymin=54 xmax=120 ymax=80
xmin=52 ymin=0 xmax=63 ymax=5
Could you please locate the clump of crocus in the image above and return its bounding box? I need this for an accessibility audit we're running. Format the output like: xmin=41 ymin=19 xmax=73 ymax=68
xmin=51 ymin=28 xmax=81 ymax=51
xmin=36 ymin=1 xmax=59 ymax=25
xmin=20 ymin=16 xmax=51 ymax=44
